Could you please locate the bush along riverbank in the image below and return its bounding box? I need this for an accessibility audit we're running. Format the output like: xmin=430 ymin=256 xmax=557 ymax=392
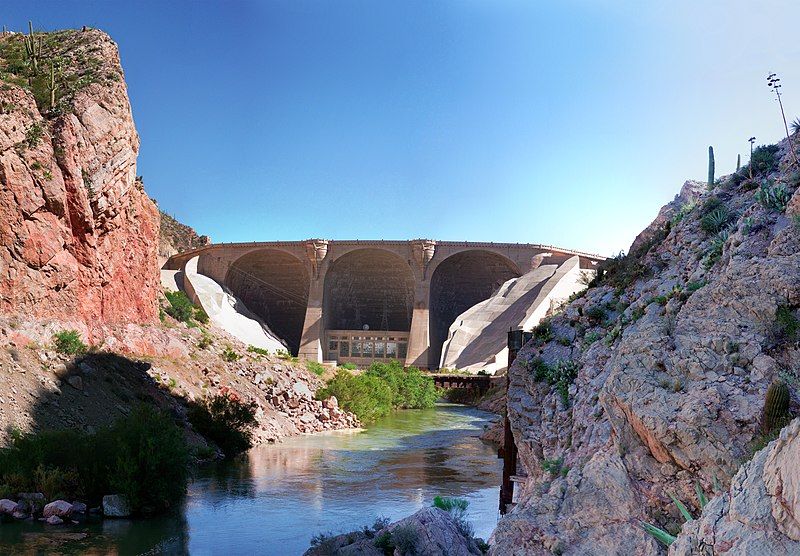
xmin=0 ymin=387 xmax=265 ymax=526
xmin=316 ymin=361 xmax=441 ymax=422
xmin=0 ymin=405 xmax=189 ymax=523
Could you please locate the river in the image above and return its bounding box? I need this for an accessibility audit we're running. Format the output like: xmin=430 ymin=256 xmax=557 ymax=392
xmin=0 ymin=403 xmax=501 ymax=555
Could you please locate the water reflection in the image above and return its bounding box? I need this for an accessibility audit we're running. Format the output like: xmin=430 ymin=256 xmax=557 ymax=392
xmin=1 ymin=403 xmax=501 ymax=556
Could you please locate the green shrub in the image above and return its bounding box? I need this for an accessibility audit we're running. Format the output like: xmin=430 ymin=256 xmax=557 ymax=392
xmin=53 ymin=329 xmax=87 ymax=355
xmin=276 ymin=349 xmax=298 ymax=363
xmin=532 ymin=319 xmax=554 ymax=343
xmin=542 ymin=457 xmax=565 ymax=477
xmin=307 ymin=361 xmax=326 ymax=376
xmin=749 ymin=144 xmax=780 ymax=175
xmin=96 ymin=405 xmax=190 ymax=514
xmin=194 ymin=306 xmax=209 ymax=324
xmin=247 ymin=345 xmax=270 ymax=356
xmin=164 ymin=290 xmax=196 ymax=323
xmin=318 ymin=370 xmax=395 ymax=422
xmin=374 ymin=531 xmax=395 ymax=554
xmin=187 ymin=389 xmax=258 ymax=458
xmin=584 ymin=305 xmax=607 ymax=324
xmin=197 ymin=332 xmax=213 ymax=349
xmin=433 ymin=495 xmax=469 ymax=514
xmin=366 ymin=361 xmax=441 ymax=409
xmin=340 ymin=362 xmax=357 ymax=370
xmin=316 ymin=361 xmax=440 ymax=422
xmin=221 ymin=346 xmax=240 ymax=362
xmin=0 ymin=405 xmax=189 ymax=515
xmin=774 ymin=305 xmax=799 ymax=342
xmin=525 ymin=358 xmax=579 ymax=407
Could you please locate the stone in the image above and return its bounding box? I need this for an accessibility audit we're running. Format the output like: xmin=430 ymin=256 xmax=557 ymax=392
xmin=303 ymin=507 xmax=483 ymax=555
xmin=102 ymin=494 xmax=131 ymax=517
xmin=300 ymin=413 xmax=316 ymax=424
xmin=71 ymin=501 xmax=88 ymax=514
xmin=0 ymin=499 xmax=18 ymax=514
xmin=323 ymin=396 xmax=338 ymax=409
xmin=292 ymin=381 xmax=312 ymax=399
xmin=43 ymin=500 xmax=74 ymax=519
xmin=44 ymin=515 xmax=64 ymax=525
xmin=66 ymin=376 xmax=83 ymax=390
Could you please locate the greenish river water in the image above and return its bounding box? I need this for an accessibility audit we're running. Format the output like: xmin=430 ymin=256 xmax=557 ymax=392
xmin=0 ymin=403 xmax=501 ymax=555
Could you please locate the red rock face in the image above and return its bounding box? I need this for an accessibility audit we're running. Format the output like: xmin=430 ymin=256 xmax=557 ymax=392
xmin=0 ymin=30 xmax=159 ymax=328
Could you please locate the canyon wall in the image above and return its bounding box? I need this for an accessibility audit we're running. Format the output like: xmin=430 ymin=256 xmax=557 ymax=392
xmin=491 ymin=138 xmax=800 ymax=554
xmin=0 ymin=29 xmax=159 ymax=326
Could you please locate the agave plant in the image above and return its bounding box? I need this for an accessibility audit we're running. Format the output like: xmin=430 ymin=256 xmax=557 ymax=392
xmin=641 ymin=482 xmax=715 ymax=547
xmin=700 ymin=206 xmax=732 ymax=234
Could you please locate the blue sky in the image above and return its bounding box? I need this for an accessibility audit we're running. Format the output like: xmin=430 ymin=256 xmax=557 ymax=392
xmin=5 ymin=1 xmax=800 ymax=255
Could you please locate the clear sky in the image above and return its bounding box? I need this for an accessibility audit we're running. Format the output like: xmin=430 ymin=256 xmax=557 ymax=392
xmin=5 ymin=1 xmax=800 ymax=255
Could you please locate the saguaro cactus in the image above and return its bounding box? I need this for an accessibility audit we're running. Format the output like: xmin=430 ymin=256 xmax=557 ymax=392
xmin=708 ymin=146 xmax=715 ymax=187
xmin=736 ymin=154 xmax=741 ymax=172
xmin=24 ymin=20 xmax=41 ymax=75
xmin=761 ymin=380 xmax=791 ymax=434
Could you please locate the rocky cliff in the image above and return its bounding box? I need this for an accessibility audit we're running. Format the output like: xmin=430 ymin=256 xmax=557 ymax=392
xmin=491 ymin=137 xmax=800 ymax=554
xmin=0 ymin=28 xmax=159 ymax=327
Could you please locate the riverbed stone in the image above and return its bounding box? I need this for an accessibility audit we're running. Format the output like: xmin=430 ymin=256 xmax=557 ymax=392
xmin=0 ymin=499 xmax=18 ymax=514
xmin=44 ymin=515 xmax=64 ymax=525
xmin=43 ymin=500 xmax=74 ymax=519
xmin=102 ymin=494 xmax=131 ymax=517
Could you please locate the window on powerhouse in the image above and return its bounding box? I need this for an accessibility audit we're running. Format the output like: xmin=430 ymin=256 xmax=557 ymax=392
xmin=327 ymin=333 xmax=408 ymax=360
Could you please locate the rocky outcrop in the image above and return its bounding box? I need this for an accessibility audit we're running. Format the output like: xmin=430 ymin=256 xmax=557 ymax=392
xmin=670 ymin=418 xmax=800 ymax=554
xmin=158 ymin=210 xmax=209 ymax=265
xmin=0 ymin=29 xmax=159 ymax=328
xmin=304 ymin=508 xmax=485 ymax=556
xmin=491 ymin=136 xmax=800 ymax=554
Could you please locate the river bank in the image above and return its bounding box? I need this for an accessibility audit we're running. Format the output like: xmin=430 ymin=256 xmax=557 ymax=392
xmin=0 ymin=403 xmax=501 ymax=554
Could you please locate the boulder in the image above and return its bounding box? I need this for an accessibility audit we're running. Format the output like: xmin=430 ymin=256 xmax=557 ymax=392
xmin=0 ymin=499 xmax=18 ymax=514
xmin=44 ymin=515 xmax=64 ymax=525
xmin=292 ymin=381 xmax=313 ymax=399
xmin=71 ymin=501 xmax=88 ymax=514
xmin=303 ymin=507 xmax=483 ymax=556
xmin=102 ymin=494 xmax=131 ymax=517
xmin=43 ymin=500 xmax=74 ymax=519
xmin=66 ymin=376 xmax=83 ymax=390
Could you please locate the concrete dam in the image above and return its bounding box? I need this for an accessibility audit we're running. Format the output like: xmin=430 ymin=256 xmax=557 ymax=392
xmin=165 ymin=240 xmax=603 ymax=370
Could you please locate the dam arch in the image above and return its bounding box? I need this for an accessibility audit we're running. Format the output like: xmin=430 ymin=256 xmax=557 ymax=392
xmin=428 ymin=250 xmax=521 ymax=369
xmin=225 ymin=249 xmax=310 ymax=354
xmin=322 ymin=248 xmax=415 ymax=364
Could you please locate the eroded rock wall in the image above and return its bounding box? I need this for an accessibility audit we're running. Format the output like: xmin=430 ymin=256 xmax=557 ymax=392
xmin=491 ymin=138 xmax=800 ymax=554
xmin=0 ymin=29 xmax=159 ymax=327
